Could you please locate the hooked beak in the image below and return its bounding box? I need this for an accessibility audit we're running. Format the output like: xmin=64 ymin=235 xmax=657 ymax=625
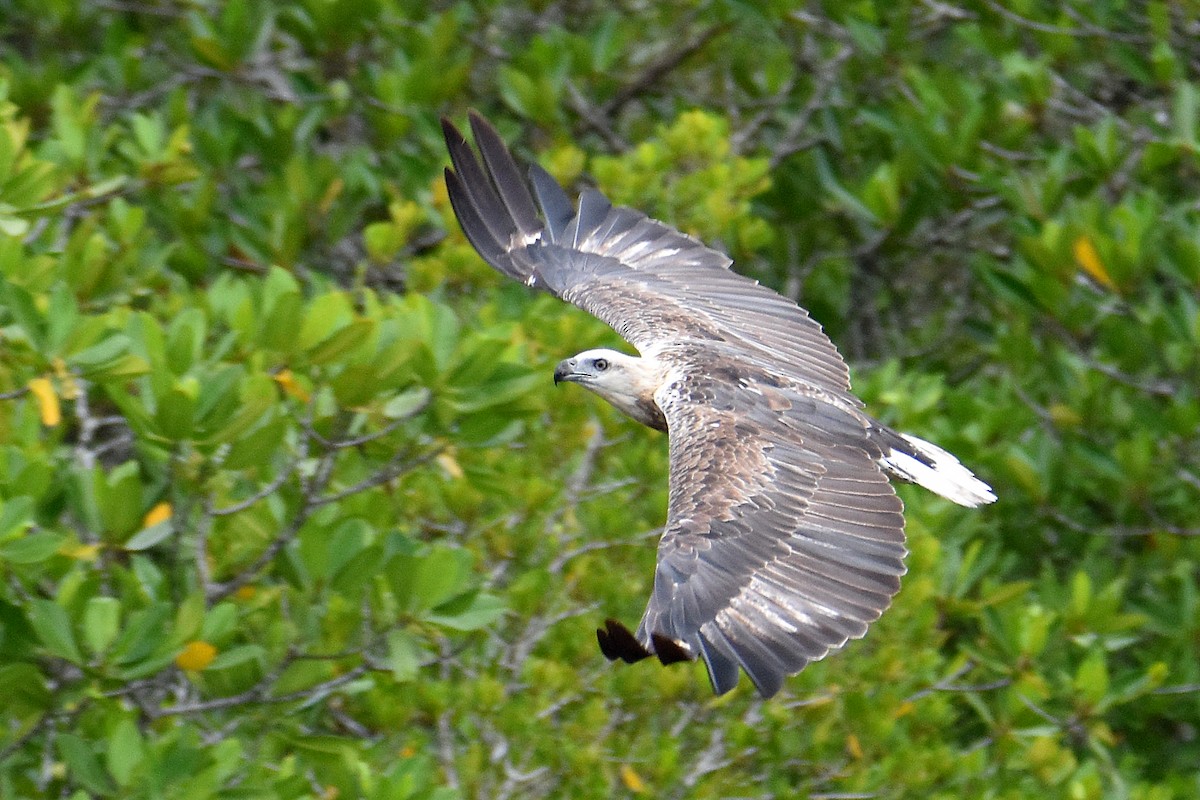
xmin=553 ymin=358 xmax=577 ymax=386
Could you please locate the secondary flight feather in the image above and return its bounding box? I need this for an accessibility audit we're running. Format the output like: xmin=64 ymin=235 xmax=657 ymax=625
xmin=442 ymin=112 xmax=995 ymax=698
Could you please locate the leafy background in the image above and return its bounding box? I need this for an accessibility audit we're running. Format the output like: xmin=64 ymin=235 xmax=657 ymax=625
xmin=1 ymin=0 xmax=1198 ymax=797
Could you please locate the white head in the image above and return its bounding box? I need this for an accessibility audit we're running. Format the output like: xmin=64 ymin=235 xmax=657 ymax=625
xmin=552 ymin=348 xmax=667 ymax=430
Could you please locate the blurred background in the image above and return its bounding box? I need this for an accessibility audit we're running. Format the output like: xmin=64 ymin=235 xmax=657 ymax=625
xmin=0 ymin=1 xmax=1197 ymax=797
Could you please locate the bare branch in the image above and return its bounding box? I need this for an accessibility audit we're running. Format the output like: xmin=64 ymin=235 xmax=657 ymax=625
xmin=208 ymin=460 xmax=299 ymax=516
xmin=309 ymin=447 xmax=440 ymax=507
xmin=984 ymin=0 xmax=1149 ymax=43
xmin=768 ymin=43 xmax=854 ymax=170
xmin=597 ymin=23 xmax=728 ymax=119
xmin=150 ymin=665 xmax=369 ymax=718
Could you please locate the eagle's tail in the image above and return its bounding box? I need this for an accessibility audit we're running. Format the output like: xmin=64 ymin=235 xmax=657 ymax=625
xmin=877 ymin=431 xmax=996 ymax=508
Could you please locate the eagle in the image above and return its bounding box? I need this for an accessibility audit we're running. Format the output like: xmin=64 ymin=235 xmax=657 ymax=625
xmin=442 ymin=112 xmax=995 ymax=698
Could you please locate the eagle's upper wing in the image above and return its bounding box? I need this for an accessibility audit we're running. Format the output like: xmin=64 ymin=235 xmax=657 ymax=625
xmin=624 ymin=359 xmax=906 ymax=697
xmin=442 ymin=112 xmax=855 ymax=402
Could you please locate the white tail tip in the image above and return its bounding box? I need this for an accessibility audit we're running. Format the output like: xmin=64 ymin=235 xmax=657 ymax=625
xmin=880 ymin=433 xmax=997 ymax=508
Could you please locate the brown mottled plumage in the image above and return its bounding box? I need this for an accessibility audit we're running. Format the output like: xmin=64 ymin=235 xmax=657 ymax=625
xmin=443 ymin=112 xmax=995 ymax=697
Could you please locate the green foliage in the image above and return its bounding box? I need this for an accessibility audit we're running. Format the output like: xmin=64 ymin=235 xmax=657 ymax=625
xmin=1 ymin=1 xmax=1198 ymax=798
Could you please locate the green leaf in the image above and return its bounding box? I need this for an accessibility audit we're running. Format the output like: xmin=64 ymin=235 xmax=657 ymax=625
xmin=106 ymin=717 xmax=145 ymax=787
xmin=69 ymin=335 xmax=150 ymax=380
xmin=171 ymin=591 xmax=206 ymax=643
xmin=58 ymin=733 xmax=116 ymax=795
xmin=364 ymin=220 xmax=405 ymax=264
xmin=96 ymin=462 xmax=145 ymax=540
xmin=385 ymin=630 xmax=420 ymax=682
xmin=259 ymin=268 xmax=303 ymax=352
xmin=200 ymin=602 xmax=238 ymax=642
xmin=207 ymin=644 xmax=266 ymax=671
xmin=0 ymin=495 xmax=34 ymax=537
xmin=1074 ymin=651 xmax=1110 ymax=707
xmin=297 ymin=290 xmax=354 ymax=350
xmin=425 ymin=592 xmax=506 ymax=632
xmin=0 ymin=663 xmax=52 ymax=713
xmin=383 ymin=386 xmax=431 ymax=419
xmin=154 ymin=377 xmax=199 ymax=440
xmin=83 ymin=597 xmax=121 ymax=656
xmin=813 ymin=148 xmax=880 ymax=226
xmin=201 ymin=373 xmax=275 ymax=446
xmin=306 ymin=318 xmax=375 ymax=364
xmin=0 ymin=531 xmax=63 ymax=564
xmin=165 ymin=308 xmax=206 ymax=375
xmin=123 ymin=522 xmax=174 ymax=551
xmin=407 ymin=545 xmax=473 ymax=612
xmin=111 ymin=602 xmax=173 ymax=665
xmin=1173 ymin=80 xmax=1198 ymax=147
xmin=450 ymin=372 xmax=540 ymax=413
xmin=28 ymin=598 xmax=83 ymax=664
xmin=0 ymin=281 xmax=46 ymax=347
xmin=0 ymin=214 xmax=29 ymax=236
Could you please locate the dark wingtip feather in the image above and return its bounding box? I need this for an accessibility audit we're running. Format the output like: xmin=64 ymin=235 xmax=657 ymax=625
xmin=597 ymin=619 xmax=653 ymax=664
xmin=441 ymin=115 xmax=521 ymax=249
xmin=440 ymin=116 xmax=466 ymax=149
xmin=565 ymin=189 xmax=613 ymax=248
xmin=443 ymin=167 xmax=507 ymax=268
xmin=467 ymin=111 xmax=543 ymax=238
xmin=529 ymin=163 xmax=575 ymax=242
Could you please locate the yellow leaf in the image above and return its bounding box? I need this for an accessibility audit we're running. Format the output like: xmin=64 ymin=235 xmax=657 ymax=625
xmin=1072 ymin=236 xmax=1117 ymax=291
xmin=319 ymin=177 xmax=345 ymax=215
xmin=272 ymin=369 xmax=310 ymax=402
xmin=234 ymin=585 xmax=257 ymax=601
xmin=436 ymin=451 xmax=464 ymax=480
xmin=142 ymin=502 xmax=172 ymax=528
xmin=619 ymin=764 xmax=647 ymax=794
xmin=893 ymin=700 xmax=916 ymax=718
xmin=1049 ymin=403 xmax=1082 ymax=428
xmin=175 ymin=640 xmax=217 ymax=671
xmin=27 ymin=378 xmax=61 ymax=426
xmin=60 ymin=542 xmax=102 ymax=561
xmin=430 ymin=173 xmax=449 ymax=208
xmin=846 ymin=733 xmax=863 ymax=759
xmin=51 ymin=358 xmax=80 ymax=400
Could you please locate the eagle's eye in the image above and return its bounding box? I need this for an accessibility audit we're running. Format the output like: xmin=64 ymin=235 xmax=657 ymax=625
xmin=594 ymin=358 xmax=609 ymax=372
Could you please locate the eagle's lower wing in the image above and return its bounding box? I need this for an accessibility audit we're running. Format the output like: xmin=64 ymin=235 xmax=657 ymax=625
xmin=442 ymin=113 xmax=855 ymax=400
xmin=611 ymin=367 xmax=907 ymax=698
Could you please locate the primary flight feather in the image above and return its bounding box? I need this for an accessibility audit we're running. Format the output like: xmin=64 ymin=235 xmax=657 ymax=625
xmin=442 ymin=112 xmax=995 ymax=698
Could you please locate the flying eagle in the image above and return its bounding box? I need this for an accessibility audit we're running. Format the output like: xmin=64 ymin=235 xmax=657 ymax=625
xmin=442 ymin=112 xmax=995 ymax=698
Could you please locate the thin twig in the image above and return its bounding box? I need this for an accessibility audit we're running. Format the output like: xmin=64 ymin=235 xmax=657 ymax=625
xmin=150 ymin=665 xmax=368 ymax=718
xmin=984 ymin=0 xmax=1149 ymax=43
xmin=768 ymin=43 xmax=854 ymax=170
xmin=309 ymin=448 xmax=440 ymax=507
xmin=597 ymin=23 xmax=728 ymax=119
xmin=208 ymin=460 xmax=298 ymax=516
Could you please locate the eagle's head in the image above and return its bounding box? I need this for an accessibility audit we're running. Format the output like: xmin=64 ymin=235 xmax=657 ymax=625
xmin=553 ymin=349 xmax=667 ymax=431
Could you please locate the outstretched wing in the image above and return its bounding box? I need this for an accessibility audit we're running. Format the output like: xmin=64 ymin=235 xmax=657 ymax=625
xmin=445 ymin=113 xmax=906 ymax=697
xmin=442 ymin=112 xmax=855 ymax=401
xmin=597 ymin=359 xmax=906 ymax=697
